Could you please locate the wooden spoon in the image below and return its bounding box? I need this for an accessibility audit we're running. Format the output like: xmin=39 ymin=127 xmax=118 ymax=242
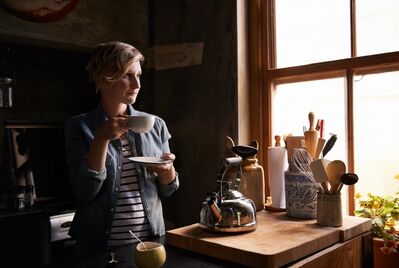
xmin=326 ymin=160 xmax=346 ymax=193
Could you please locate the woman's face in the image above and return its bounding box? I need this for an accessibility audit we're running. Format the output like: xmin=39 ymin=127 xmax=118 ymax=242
xmin=101 ymin=61 xmax=142 ymax=105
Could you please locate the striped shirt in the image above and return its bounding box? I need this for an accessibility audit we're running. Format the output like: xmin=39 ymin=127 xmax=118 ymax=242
xmin=107 ymin=135 xmax=151 ymax=247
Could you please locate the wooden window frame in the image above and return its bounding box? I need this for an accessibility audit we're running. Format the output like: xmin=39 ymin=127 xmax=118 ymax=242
xmin=249 ymin=0 xmax=399 ymax=214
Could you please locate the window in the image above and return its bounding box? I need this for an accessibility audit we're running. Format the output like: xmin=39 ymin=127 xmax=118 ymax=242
xmin=275 ymin=0 xmax=350 ymax=67
xmin=356 ymin=0 xmax=399 ymax=56
xmin=251 ymin=0 xmax=399 ymax=215
xmin=353 ymin=71 xmax=399 ymax=197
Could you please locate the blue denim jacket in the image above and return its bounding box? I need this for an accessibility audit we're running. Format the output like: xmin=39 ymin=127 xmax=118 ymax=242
xmin=64 ymin=104 xmax=179 ymax=258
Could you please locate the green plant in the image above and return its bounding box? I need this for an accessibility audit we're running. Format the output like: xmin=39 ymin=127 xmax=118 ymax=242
xmin=355 ymin=176 xmax=399 ymax=254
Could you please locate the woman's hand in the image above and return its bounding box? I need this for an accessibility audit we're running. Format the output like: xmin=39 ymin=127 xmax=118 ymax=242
xmin=87 ymin=114 xmax=128 ymax=172
xmin=148 ymin=153 xmax=176 ymax=185
xmin=97 ymin=114 xmax=129 ymax=141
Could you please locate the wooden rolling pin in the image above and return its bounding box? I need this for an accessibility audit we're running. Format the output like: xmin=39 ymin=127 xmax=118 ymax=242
xmin=304 ymin=112 xmax=320 ymax=160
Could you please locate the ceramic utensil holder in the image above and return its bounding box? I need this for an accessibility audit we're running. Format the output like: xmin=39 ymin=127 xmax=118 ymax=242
xmin=316 ymin=192 xmax=342 ymax=227
xmin=284 ymin=171 xmax=318 ymax=219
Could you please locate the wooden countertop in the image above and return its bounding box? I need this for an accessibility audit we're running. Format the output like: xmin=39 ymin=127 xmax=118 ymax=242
xmin=166 ymin=211 xmax=371 ymax=267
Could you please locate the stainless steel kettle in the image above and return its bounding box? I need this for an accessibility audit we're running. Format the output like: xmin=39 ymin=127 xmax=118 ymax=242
xmin=199 ymin=157 xmax=257 ymax=232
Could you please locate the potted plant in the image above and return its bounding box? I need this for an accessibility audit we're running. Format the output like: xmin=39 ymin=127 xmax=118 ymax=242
xmin=355 ymin=176 xmax=399 ymax=267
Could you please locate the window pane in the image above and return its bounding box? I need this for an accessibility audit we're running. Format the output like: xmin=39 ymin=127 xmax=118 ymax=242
xmin=272 ymin=78 xmax=348 ymax=214
xmin=275 ymin=0 xmax=350 ymax=68
xmin=357 ymin=0 xmax=399 ymax=56
xmin=354 ymin=71 xmax=399 ymax=201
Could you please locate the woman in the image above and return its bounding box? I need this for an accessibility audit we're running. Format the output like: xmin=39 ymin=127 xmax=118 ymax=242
xmin=65 ymin=41 xmax=179 ymax=258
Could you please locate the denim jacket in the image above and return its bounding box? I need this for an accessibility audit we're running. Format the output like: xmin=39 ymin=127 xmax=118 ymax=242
xmin=64 ymin=104 xmax=179 ymax=258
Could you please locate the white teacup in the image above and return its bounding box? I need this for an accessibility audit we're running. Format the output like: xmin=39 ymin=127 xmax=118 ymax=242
xmin=134 ymin=241 xmax=166 ymax=268
xmin=127 ymin=115 xmax=155 ymax=133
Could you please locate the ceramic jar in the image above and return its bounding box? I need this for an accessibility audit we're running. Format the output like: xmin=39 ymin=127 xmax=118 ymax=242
xmin=284 ymin=171 xmax=319 ymax=219
xmin=316 ymin=192 xmax=342 ymax=227
xmin=239 ymin=157 xmax=265 ymax=211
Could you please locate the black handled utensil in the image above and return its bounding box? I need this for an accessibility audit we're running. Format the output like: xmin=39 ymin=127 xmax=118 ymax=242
xmin=322 ymin=134 xmax=337 ymax=158
xmin=337 ymin=173 xmax=359 ymax=192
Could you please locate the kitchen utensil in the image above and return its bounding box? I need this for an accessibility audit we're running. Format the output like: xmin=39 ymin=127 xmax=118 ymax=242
xmin=326 ymin=160 xmax=346 ymax=193
xmin=291 ymin=148 xmax=321 ymax=192
xmin=285 ymin=136 xmax=305 ymax=164
xmin=274 ymin=135 xmax=282 ymax=147
xmin=199 ymin=157 xmax=257 ymax=232
xmin=304 ymin=112 xmax=320 ymax=160
xmin=314 ymin=138 xmax=326 ymax=160
xmin=316 ymin=119 xmax=324 ymax=139
xmin=319 ymin=119 xmax=324 ymax=139
xmin=309 ymin=159 xmax=331 ymax=193
xmin=129 ymin=230 xmax=148 ymax=249
xmin=316 ymin=119 xmax=321 ymax=131
xmin=292 ymin=148 xmax=313 ymax=173
xmin=322 ymin=134 xmax=337 ymax=158
xmin=337 ymin=173 xmax=359 ymax=192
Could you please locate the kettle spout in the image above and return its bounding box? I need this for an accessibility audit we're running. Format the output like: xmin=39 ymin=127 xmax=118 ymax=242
xmin=207 ymin=197 xmax=222 ymax=223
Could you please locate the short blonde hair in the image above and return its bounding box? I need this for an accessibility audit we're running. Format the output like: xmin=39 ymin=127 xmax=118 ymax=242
xmin=86 ymin=41 xmax=144 ymax=91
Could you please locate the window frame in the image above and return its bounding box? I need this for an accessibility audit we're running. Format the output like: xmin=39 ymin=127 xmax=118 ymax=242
xmin=249 ymin=0 xmax=399 ymax=214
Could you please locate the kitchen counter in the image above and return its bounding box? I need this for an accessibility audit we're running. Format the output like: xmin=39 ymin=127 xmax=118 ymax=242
xmin=166 ymin=211 xmax=373 ymax=268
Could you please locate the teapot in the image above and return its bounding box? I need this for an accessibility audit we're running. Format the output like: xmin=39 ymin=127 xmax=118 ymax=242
xmin=199 ymin=157 xmax=257 ymax=233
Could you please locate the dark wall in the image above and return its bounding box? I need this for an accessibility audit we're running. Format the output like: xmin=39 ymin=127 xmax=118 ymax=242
xmin=0 ymin=43 xmax=96 ymax=122
xmin=149 ymin=0 xmax=238 ymax=227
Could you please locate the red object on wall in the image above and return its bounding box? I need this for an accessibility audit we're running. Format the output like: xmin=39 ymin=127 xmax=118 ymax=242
xmin=1 ymin=0 xmax=78 ymax=23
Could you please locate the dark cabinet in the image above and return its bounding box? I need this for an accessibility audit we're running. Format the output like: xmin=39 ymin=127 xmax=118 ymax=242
xmin=0 ymin=210 xmax=51 ymax=266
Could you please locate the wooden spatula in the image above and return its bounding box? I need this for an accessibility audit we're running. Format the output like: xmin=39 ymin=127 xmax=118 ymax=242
xmin=310 ymin=159 xmax=330 ymax=193
xmin=326 ymin=160 xmax=346 ymax=193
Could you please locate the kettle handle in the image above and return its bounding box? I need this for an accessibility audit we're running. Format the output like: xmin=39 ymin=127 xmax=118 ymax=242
xmin=220 ymin=157 xmax=242 ymax=191
xmin=223 ymin=157 xmax=241 ymax=167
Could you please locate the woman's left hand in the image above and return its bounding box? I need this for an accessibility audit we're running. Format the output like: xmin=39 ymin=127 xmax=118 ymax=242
xmin=147 ymin=153 xmax=176 ymax=184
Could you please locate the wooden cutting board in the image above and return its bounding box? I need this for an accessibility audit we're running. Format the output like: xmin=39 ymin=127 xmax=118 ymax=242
xmin=166 ymin=211 xmax=371 ymax=267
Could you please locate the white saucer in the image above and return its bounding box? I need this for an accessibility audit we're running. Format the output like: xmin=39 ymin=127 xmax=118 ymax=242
xmin=128 ymin=156 xmax=172 ymax=167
